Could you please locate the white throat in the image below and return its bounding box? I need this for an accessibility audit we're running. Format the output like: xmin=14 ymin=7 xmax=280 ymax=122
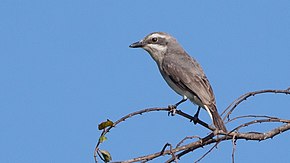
xmin=143 ymin=44 xmax=167 ymax=64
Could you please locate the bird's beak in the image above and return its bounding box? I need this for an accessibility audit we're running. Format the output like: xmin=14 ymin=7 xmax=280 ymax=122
xmin=129 ymin=41 xmax=144 ymax=48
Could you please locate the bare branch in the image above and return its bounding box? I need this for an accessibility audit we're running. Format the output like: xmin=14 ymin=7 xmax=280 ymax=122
xmin=176 ymin=135 xmax=201 ymax=148
xmin=194 ymin=142 xmax=219 ymax=163
xmin=101 ymin=121 xmax=290 ymax=163
xmin=175 ymin=109 xmax=215 ymax=131
xmin=94 ymin=107 xmax=215 ymax=162
xmin=231 ymin=118 xmax=290 ymax=133
xmin=221 ymin=88 xmax=290 ymax=120
xmin=165 ymin=143 xmax=178 ymax=163
xmin=226 ymin=115 xmax=280 ymax=123
xmin=94 ymin=107 xmax=169 ymax=162
xmin=231 ymin=134 xmax=237 ymax=163
xmin=95 ymin=88 xmax=290 ymax=163
xmin=166 ymin=133 xmax=216 ymax=163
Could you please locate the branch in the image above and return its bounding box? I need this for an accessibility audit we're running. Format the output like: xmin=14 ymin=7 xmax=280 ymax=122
xmin=94 ymin=107 xmax=215 ymax=163
xmin=94 ymin=107 xmax=168 ymax=162
xmin=165 ymin=122 xmax=290 ymax=163
xmin=96 ymin=117 xmax=290 ymax=163
xmin=221 ymin=88 xmax=290 ymax=121
xmin=176 ymin=135 xmax=201 ymax=148
xmin=226 ymin=115 xmax=280 ymax=124
xmin=231 ymin=134 xmax=237 ymax=163
xmin=95 ymin=88 xmax=290 ymax=163
xmin=193 ymin=142 xmax=219 ymax=163
xmin=230 ymin=118 xmax=290 ymax=134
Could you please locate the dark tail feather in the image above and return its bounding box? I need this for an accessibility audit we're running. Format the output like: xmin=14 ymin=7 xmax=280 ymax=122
xmin=209 ymin=104 xmax=227 ymax=132
xmin=212 ymin=112 xmax=227 ymax=132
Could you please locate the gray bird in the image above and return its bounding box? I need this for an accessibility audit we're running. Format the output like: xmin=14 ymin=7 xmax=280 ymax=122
xmin=129 ymin=32 xmax=227 ymax=132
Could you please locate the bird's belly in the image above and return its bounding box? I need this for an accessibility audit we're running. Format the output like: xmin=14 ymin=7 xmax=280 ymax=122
xmin=162 ymin=72 xmax=205 ymax=108
xmin=162 ymin=73 xmax=185 ymax=96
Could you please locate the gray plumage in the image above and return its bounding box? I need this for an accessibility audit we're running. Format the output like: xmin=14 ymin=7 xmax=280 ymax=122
xmin=129 ymin=32 xmax=227 ymax=132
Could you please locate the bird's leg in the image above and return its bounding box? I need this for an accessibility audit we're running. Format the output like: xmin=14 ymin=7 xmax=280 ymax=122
xmin=168 ymin=96 xmax=187 ymax=116
xmin=175 ymin=96 xmax=188 ymax=107
xmin=193 ymin=106 xmax=201 ymax=124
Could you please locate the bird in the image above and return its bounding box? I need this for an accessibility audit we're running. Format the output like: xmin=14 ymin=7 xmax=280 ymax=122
xmin=129 ymin=32 xmax=227 ymax=132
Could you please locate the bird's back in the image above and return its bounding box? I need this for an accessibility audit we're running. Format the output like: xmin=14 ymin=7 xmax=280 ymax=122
xmin=161 ymin=50 xmax=216 ymax=107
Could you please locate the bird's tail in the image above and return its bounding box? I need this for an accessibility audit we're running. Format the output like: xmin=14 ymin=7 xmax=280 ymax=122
xmin=205 ymin=104 xmax=227 ymax=132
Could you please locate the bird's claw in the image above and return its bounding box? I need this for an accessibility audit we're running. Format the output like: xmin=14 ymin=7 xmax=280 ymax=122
xmin=168 ymin=105 xmax=177 ymax=116
xmin=191 ymin=106 xmax=201 ymax=124
xmin=192 ymin=112 xmax=199 ymax=124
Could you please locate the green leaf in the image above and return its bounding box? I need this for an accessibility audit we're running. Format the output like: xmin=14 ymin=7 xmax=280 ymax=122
xmin=99 ymin=135 xmax=107 ymax=143
xmin=100 ymin=150 xmax=112 ymax=162
xmin=98 ymin=119 xmax=114 ymax=130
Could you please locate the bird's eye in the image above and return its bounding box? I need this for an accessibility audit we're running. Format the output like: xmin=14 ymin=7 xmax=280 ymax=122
xmin=151 ymin=37 xmax=158 ymax=43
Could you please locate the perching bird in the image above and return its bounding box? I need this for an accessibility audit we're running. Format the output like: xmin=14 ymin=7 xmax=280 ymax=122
xmin=129 ymin=32 xmax=227 ymax=132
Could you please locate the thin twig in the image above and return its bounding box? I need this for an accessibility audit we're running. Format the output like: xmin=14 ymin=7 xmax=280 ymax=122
xmin=176 ymin=135 xmax=201 ymax=148
xmin=165 ymin=144 xmax=178 ymax=163
xmin=95 ymin=107 xmax=214 ymax=162
xmin=94 ymin=107 xmax=169 ymax=162
xmin=175 ymin=109 xmax=215 ymax=131
xmin=231 ymin=134 xmax=237 ymax=163
xmin=194 ymin=142 xmax=219 ymax=163
xmin=166 ymin=133 xmax=215 ymax=163
xmin=231 ymin=118 xmax=290 ymax=133
xmin=161 ymin=143 xmax=171 ymax=155
xmin=221 ymin=88 xmax=290 ymax=120
xmin=226 ymin=115 xmax=279 ymax=124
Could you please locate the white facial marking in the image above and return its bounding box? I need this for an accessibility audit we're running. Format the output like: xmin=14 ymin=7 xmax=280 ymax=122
xmin=142 ymin=43 xmax=167 ymax=64
xmin=149 ymin=33 xmax=167 ymax=39
xmin=145 ymin=44 xmax=167 ymax=52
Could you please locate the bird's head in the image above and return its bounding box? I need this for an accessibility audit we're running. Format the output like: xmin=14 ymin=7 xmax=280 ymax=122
xmin=129 ymin=32 xmax=180 ymax=64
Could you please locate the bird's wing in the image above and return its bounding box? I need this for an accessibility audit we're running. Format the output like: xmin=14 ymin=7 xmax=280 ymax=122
xmin=162 ymin=54 xmax=216 ymax=106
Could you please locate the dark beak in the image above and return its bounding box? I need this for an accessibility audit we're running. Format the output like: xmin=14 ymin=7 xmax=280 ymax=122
xmin=129 ymin=41 xmax=144 ymax=48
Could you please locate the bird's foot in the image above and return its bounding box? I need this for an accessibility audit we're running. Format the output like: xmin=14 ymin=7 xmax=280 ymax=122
xmin=192 ymin=112 xmax=199 ymax=124
xmin=168 ymin=105 xmax=177 ymax=116
xmin=191 ymin=106 xmax=201 ymax=124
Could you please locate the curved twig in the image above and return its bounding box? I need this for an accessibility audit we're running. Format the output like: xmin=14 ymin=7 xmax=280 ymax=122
xmin=230 ymin=118 xmax=290 ymax=133
xmin=226 ymin=115 xmax=280 ymax=124
xmin=194 ymin=142 xmax=219 ymax=163
xmin=176 ymin=135 xmax=201 ymax=148
xmin=94 ymin=107 xmax=213 ymax=162
xmin=221 ymin=88 xmax=290 ymax=120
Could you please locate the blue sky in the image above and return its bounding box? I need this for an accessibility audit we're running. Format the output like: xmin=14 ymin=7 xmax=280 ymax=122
xmin=1 ymin=0 xmax=290 ymax=162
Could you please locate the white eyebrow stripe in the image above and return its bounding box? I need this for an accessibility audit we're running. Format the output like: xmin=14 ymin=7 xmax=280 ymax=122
xmin=150 ymin=33 xmax=167 ymax=39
